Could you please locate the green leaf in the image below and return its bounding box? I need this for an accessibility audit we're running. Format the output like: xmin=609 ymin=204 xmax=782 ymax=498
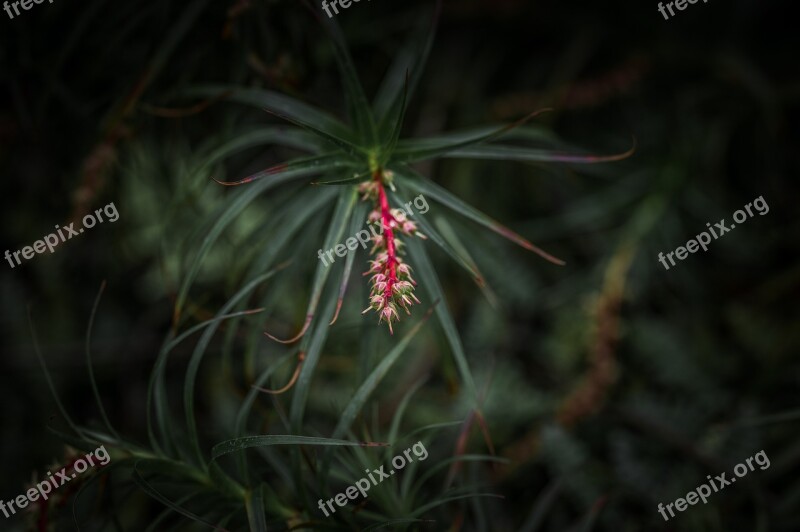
xmin=184 ymin=85 xmax=352 ymax=140
xmin=362 ymin=519 xmax=433 ymax=531
xmin=404 ymin=237 xmax=480 ymax=405
xmin=331 ymin=309 xmax=432 ymax=442
xmin=434 ymin=216 xmax=498 ymax=307
xmin=245 ymin=485 xmax=267 ymax=532
xmin=264 ymin=186 xmax=357 ymax=344
xmin=330 ymin=199 xmax=369 ymax=326
xmin=184 ymin=268 xmax=285 ymax=467
xmin=175 ymin=156 xmax=341 ymax=322
xmin=144 ymin=493 xmax=198 ymax=532
xmin=396 ymin=166 xmax=565 ymax=265
xmin=399 ymin=421 xmax=463 ymax=443
xmin=210 ymin=153 xmax=347 ymax=187
xmin=311 ymin=6 xmax=377 ymax=145
xmin=387 ymin=378 xmax=428 ymax=450
xmin=392 ymin=110 xmax=551 ymax=163
xmin=132 ymin=464 xmax=227 ymax=531
xmin=388 ymin=188 xmax=484 ymax=287
xmin=409 ymin=492 xmax=504 ymax=518
xmin=410 ymin=455 xmax=509 ymax=500
xmin=85 ymin=281 xmax=122 ymax=445
xmin=233 ymin=350 xmax=298 ymax=479
xmin=212 ymin=435 xmax=374 ymax=460
xmin=442 ymin=142 xmax=636 ymax=164
xmin=373 ymin=0 xmax=441 ymax=129
xmin=196 ymin=128 xmax=332 ymax=181
xmin=28 ymin=307 xmax=88 ymax=442
xmin=148 ymin=308 xmax=267 ymax=457
xmin=380 ymin=72 xmax=408 ymax=164
xmin=519 ymin=478 xmax=563 ymax=532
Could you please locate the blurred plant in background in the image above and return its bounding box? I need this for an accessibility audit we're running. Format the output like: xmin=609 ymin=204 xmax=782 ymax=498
xmin=1 ymin=0 xmax=797 ymax=531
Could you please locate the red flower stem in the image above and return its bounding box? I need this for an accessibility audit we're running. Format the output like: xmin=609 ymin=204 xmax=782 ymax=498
xmin=374 ymin=171 xmax=398 ymax=300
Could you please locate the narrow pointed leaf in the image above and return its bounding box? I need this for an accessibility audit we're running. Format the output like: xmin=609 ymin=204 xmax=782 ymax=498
xmin=392 ymin=109 xmax=552 ymax=163
xmin=175 ymin=158 xmax=341 ymax=322
xmin=132 ymin=465 xmax=228 ymax=531
xmin=184 ymin=268 xmax=285 ymax=466
xmin=389 ymin=188 xmax=485 ymax=287
xmin=380 ymin=71 xmax=409 ymax=163
xmin=330 ymin=200 xmax=369 ymax=325
xmin=374 ymin=0 xmax=441 ymax=128
xmin=212 ymin=435 xmax=380 ymax=460
xmin=28 ymin=307 xmax=88 ymax=442
xmin=443 ymin=140 xmax=636 ymax=163
xmin=305 ymin=2 xmax=377 ymax=144
xmin=396 ymin=167 xmax=565 ymax=265
xmin=245 ymin=486 xmax=268 ymax=532
xmin=148 ymin=308 xmax=266 ymax=457
xmin=85 ymin=281 xmax=122 ymax=444
xmin=263 ymin=186 xmax=357 ymax=343
xmin=331 ymin=305 xmax=434 ymax=441
xmin=405 ymin=237 xmax=480 ymax=404
xmin=184 ymin=85 xmax=352 ymax=140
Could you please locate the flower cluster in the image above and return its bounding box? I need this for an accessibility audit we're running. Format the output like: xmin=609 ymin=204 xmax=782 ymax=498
xmin=358 ymin=172 xmax=424 ymax=333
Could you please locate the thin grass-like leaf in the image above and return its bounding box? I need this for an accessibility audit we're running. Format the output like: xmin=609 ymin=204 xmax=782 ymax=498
xmin=72 ymin=460 xmax=124 ymax=530
xmin=288 ymin=286 xmax=339 ymax=430
xmin=259 ymin=107 xmax=366 ymax=158
xmin=518 ymin=478 xmax=563 ymax=532
xmin=443 ymin=140 xmax=636 ymax=164
xmin=132 ymin=463 xmax=227 ymax=531
xmin=304 ymin=0 xmax=377 ymax=144
xmin=85 ymin=280 xmax=122 ymax=444
xmin=198 ymin=128 xmax=331 ymax=174
xmin=373 ymin=0 xmax=441 ymax=129
xmin=211 ymin=153 xmax=345 ymax=187
xmin=212 ymin=435 xmax=384 ymax=460
xmin=380 ymin=71 xmax=408 ymax=164
xmin=311 ymin=170 xmax=372 ymax=186
xmin=264 ymin=186 xmax=357 ymax=343
xmin=434 ymin=216 xmax=498 ymax=307
xmin=392 ymin=109 xmax=552 ymax=163
xmin=331 ymin=305 xmax=434 ymax=441
xmin=387 ymin=378 xmax=428 ymax=449
xmin=404 ymin=238 xmax=480 ymax=404
xmin=399 ymin=421 xmax=463 ymax=443
xmin=409 ymin=455 xmax=509 ymax=499
xmin=330 ymin=200 xmax=369 ymax=325
xmin=389 ymin=188 xmax=484 ymax=287
xmin=397 ymin=167 xmax=565 ymax=265
xmin=234 ymin=350 xmax=298 ymax=478
xmin=144 ymin=493 xmax=198 ymax=532
xmin=184 ymin=268 xmax=286 ymax=467
xmin=184 ymin=85 xmax=352 ymax=140
xmin=362 ymin=519 xmax=435 ymax=531
xmin=148 ymin=308 xmax=266 ymax=457
xmin=175 ymin=159 xmax=340 ymax=323
xmin=409 ymin=492 xmax=504 ymax=518
xmin=245 ymin=485 xmax=268 ymax=532
xmin=28 ymin=306 xmax=89 ymax=442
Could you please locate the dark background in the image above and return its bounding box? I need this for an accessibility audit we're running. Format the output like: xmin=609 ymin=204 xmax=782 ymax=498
xmin=1 ymin=0 xmax=798 ymax=530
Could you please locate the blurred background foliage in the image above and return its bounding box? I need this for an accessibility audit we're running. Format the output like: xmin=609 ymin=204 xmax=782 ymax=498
xmin=1 ymin=0 xmax=798 ymax=530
